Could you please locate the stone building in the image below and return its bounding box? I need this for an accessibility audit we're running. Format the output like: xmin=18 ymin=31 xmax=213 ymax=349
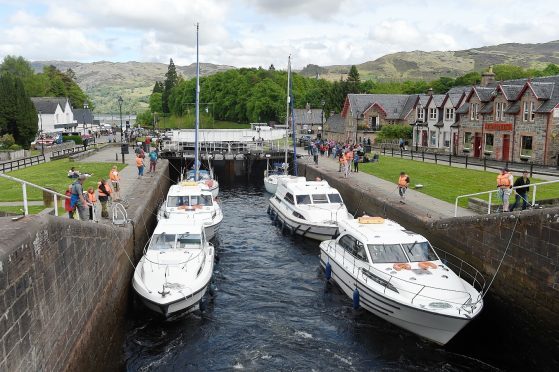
xmin=293 ymin=106 xmax=324 ymax=136
xmin=322 ymin=113 xmax=345 ymax=142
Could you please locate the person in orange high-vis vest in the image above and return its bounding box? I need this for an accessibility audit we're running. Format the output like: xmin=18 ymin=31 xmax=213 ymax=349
xmin=345 ymin=149 xmax=354 ymax=171
xmin=98 ymin=178 xmax=112 ymax=218
xmin=86 ymin=187 xmax=97 ymax=220
xmin=109 ymin=165 xmax=120 ymax=201
xmin=339 ymin=153 xmax=349 ymax=178
xmin=397 ymin=171 xmax=410 ymax=204
xmin=497 ymin=168 xmax=513 ymax=212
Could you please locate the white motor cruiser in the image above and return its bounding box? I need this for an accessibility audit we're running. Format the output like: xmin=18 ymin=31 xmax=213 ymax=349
xmin=268 ymin=177 xmax=353 ymax=241
xmin=263 ymin=161 xmax=289 ymax=194
xmin=132 ymin=219 xmax=215 ymax=317
xmin=158 ymin=182 xmax=223 ymax=240
xmin=186 ymin=169 xmax=219 ymax=198
xmin=320 ymin=216 xmax=485 ymax=345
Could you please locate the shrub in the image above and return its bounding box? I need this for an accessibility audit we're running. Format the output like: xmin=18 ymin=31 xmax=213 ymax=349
xmin=8 ymin=144 xmax=22 ymax=150
xmin=62 ymin=135 xmax=82 ymax=144
xmin=376 ymin=124 xmax=413 ymax=141
xmin=0 ymin=134 xmax=16 ymax=148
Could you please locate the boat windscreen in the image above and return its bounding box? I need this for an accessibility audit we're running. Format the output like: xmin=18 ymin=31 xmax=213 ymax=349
xmin=167 ymin=196 xmax=188 ymax=207
xmin=177 ymin=234 xmax=202 ymax=247
xmin=401 ymin=241 xmax=438 ymax=262
xmin=149 ymin=234 xmax=176 ymax=250
xmin=368 ymin=244 xmax=408 ymax=263
xmin=312 ymin=194 xmax=328 ymax=204
xmin=296 ymin=195 xmax=312 ymax=204
xmin=327 ymin=193 xmax=342 ymax=203
xmin=190 ymin=194 xmax=213 ymax=206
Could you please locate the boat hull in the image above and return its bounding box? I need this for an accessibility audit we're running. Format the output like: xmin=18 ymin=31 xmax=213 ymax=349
xmin=134 ymin=282 xmax=209 ymax=317
xmin=320 ymin=251 xmax=476 ymax=345
xmin=268 ymin=202 xmax=338 ymax=241
xmin=264 ymin=178 xmax=278 ymax=194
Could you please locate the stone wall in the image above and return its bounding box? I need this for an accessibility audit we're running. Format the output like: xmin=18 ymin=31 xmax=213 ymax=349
xmin=0 ymin=161 xmax=170 ymax=371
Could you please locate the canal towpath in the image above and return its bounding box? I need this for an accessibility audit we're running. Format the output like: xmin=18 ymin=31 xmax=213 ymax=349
xmin=297 ymin=148 xmax=476 ymax=220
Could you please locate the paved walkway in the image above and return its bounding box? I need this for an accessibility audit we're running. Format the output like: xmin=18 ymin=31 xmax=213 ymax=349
xmin=297 ymin=147 xmax=476 ymax=220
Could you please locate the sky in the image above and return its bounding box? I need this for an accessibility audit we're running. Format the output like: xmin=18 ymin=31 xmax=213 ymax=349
xmin=0 ymin=0 xmax=558 ymax=69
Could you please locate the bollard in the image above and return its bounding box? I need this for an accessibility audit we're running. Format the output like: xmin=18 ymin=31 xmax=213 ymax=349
xmin=391 ymin=147 xmax=394 ymax=157
xmin=411 ymin=150 xmax=414 ymax=160
xmin=465 ymin=155 xmax=468 ymax=168
xmin=400 ymin=148 xmax=403 ymax=158
xmin=434 ymin=153 xmax=438 ymax=164
xmin=483 ymin=157 xmax=487 ymax=171
xmin=449 ymin=154 xmax=452 ymax=166
xmin=116 ymin=153 xmax=118 ymax=161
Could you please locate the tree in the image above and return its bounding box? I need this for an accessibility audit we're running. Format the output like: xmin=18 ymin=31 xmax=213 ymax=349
xmin=162 ymin=59 xmax=178 ymax=113
xmin=493 ymin=64 xmax=528 ymax=81
xmin=269 ymin=64 xmax=275 ymax=71
xmin=454 ymin=72 xmax=481 ymax=86
xmin=149 ymin=92 xmax=163 ymax=113
xmin=347 ymin=65 xmax=360 ymax=84
xmin=0 ymin=75 xmax=37 ymax=148
xmin=0 ymin=55 xmax=34 ymax=79
xmin=152 ymin=81 xmax=164 ymax=93
xmin=542 ymin=64 xmax=559 ymax=76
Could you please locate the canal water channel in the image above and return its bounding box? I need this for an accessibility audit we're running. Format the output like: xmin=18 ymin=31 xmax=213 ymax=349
xmin=121 ymin=175 xmax=529 ymax=371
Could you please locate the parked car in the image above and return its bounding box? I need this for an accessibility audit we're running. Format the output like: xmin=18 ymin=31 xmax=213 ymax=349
xmin=298 ymin=135 xmax=312 ymax=146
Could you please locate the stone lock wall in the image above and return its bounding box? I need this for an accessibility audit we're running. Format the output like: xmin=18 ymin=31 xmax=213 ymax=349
xmin=0 ymin=161 xmax=170 ymax=371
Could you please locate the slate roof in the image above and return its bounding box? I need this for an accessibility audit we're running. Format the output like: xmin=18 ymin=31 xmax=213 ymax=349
xmin=530 ymin=82 xmax=554 ymax=100
xmin=456 ymin=103 xmax=469 ymax=114
xmin=480 ymin=102 xmax=494 ymax=114
xmin=418 ymin=94 xmax=430 ymax=107
xmin=474 ymin=87 xmax=495 ymax=102
xmin=401 ymin=95 xmax=419 ymax=118
xmin=447 ymin=93 xmax=464 ymax=107
xmin=293 ymin=108 xmax=324 ymax=125
xmin=73 ymin=109 xmax=94 ymax=124
xmin=324 ymin=114 xmax=345 ymax=133
xmin=431 ymin=94 xmax=446 ymax=108
xmin=499 ymin=85 xmax=523 ymax=101
xmin=31 ymin=97 xmax=69 ymax=114
xmin=348 ymin=94 xmax=416 ymax=120
xmin=504 ymin=101 xmax=521 ymax=114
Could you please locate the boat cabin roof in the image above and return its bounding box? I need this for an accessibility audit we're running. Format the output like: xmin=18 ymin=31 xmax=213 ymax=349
xmin=339 ymin=217 xmax=427 ymax=245
xmin=168 ymin=184 xmax=212 ymax=196
xmin=279 ymin=179 xmax=339 ymax=196
xmin=153 ymin=219 xmax=204 ymax=235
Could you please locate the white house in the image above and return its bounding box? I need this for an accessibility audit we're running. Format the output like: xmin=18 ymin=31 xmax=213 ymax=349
xmin=31 ymin=97 xmax=76 ymax=133
xmin=425 ymin=94 xmax=445 ymax=148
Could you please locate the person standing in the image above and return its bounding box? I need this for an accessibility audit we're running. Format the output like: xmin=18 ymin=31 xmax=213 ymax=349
xmin=97 ymin=178 xmax=112 ymax=219
xmin=70 ymin=175 xmax=88 ymax=220
xmin=338 ymin=153 xmax=348 ymax=178
xmin=149 ymin=148 xmax=158 ymax=173
xmin=510 ymin=171 xmax=531 ymax=211
xmin=136 ymin=154 xmax=145 ymax=178
xmin=109 ymin=165 xmax=120 ymax=201
xmin=64 ymin=185 xmax=74 ymax=219
xmin=353 ymin=151 xmax=360 ymax=172
xmin=497 ymin=168 xmax=513 ymax=212
xmin=312 ymin=144 xmax=319 ymax=165
xmin=399 ymin=138 xmax=405 ymax=151
xmin=345 ymin=147 xmax=354 ymax=172
xmin=397 ymin=171 xmax=410 ymax=204
xmin=86 ymin=187 xmax=97 ymax=220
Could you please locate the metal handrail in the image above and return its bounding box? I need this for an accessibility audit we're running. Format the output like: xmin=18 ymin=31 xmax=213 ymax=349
xmin=454 ymin=179 xmax=559 ymax=216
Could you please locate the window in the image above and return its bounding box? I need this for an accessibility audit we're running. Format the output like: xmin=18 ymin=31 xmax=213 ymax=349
xmin=177 ymin=234 xmax=202 ymax=248
xmin=367 ymin=244 xmax=408 ymax=263
xmin=417 ymin=106 xmax=425 ymax=121
xmin=430 ymin=131 xmax=436 ymax=146
xmin=327 ymin=193 xmax=343 ymax=203
xmin=354 ymin=240 xmax=368 ymax=262
xmin=190 ymin=195 xmax=213 ymax=206
xmin=523 ymin=102 xmax=529 ymax=121
xmin=495 ymin=102 xmax=506 ymax=121
xmin=429 ymin=108 xmax=437 ymax=120
xmin=443 ymin=132 xmax=450 ymax=147
xmin=296 ymin=195 xmax=312 ymax=204
xmin=445 ymin=108 xmax=455 ymax=121
xmin=149 ymin=234 xmax=177 ymax=251
xmin=485 ymin=133 xmax=494 ymax=153
xmin=520 ymin=136 xmax=533 ymax=157
xmin=464 ymin=132 xmax=472 ymax=149
xmin=470 ymin=103 xmax=479 ymax=120
xmin=284 ymin=192 xmax=294 ymax=205
xmin=311 ymin=194 xmax=328 ymax=204
xmin=401 ymin=242 xmax=438 ymax=262
xmin=530 ymin=102 xmax=535 ymax=121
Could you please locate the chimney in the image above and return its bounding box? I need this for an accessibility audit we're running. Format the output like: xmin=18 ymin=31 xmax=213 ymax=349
xmin=481 ymin=65 xmax=496 ymax=87
xmin=427 ymin=88 xmax=433 ymax=96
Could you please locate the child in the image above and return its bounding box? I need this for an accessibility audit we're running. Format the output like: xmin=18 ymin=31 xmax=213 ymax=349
xmin=86 ymin=187 xmax=97 ymax=220
xmin=109 ymin=165 xmax=120 ymax=201
xmin=64 ymin=185 xmax=74 ymax=218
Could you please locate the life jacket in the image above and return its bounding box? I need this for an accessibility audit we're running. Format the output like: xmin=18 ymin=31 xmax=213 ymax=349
xmin=339 ymin=156 xmax=347 ymax=164
xmin=398 ymin=175 xmax=408 ymax=187
xmin=497 ymin=173 xmax=511 ymax=187
xmin=345 ymin=151 xmax=353 ymax=160
xmin=109 ymin=170 xmax=119 ymax=182
xmin=98 ymin=181 xmax=111 ymax=197
xmin=136 ymin=157 xmax=144 ymax=167
xmin=87 ymin=192 xmax=96 ymax=203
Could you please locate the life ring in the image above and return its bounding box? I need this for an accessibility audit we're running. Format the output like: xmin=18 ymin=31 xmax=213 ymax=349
xmin=393 ymin=263 xmax=411 ymax=271
xmin=418 ymin=261 xmax=437 ymax=270
xmin=358 ymin=216 xmax=385 ymax=224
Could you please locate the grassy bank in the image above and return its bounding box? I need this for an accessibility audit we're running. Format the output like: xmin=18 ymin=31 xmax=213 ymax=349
xmin=0 ymin=159 xmax=126 ymax=202
xmin=360 ymin=156 xmax=559 ymax=207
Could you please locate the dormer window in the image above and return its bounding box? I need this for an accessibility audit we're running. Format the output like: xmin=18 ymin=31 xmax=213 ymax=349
xmin=429 ymin=108 xmax=437 ymax=120
xmin=416 ymin=106 xmax=424 ymax=121
xmin=470 ymin=103 xmax=479 ymax=120
xmin=445 ymin=108 xmax=454 ymax=120
xmin=495 ymin=102 xmax=506 ymax=121
xmin=523 ymin=101 xmax=535 ymax=122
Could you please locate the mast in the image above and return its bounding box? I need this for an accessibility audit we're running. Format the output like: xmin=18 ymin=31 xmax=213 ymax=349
xmin=194 ymin=22 xmax=200 ymax=182
xmin=284 ymin=56 xmax=290 ymax=175
xmin=290 ymin=57 xmax=298 ymax=176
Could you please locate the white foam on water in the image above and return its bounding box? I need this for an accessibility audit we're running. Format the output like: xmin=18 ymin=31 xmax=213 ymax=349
xmin=233 ymin=362 xmax=244 ymax=369
xmin=294 ymin=330 xmax=313 ymax=339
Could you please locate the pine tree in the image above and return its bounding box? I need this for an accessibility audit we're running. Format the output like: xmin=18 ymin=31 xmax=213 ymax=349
xmin=162 ymin=59 xmax=178 ymax=113
xmin=152 ymin=81 xmax=164 ymax=94
xmin=0 ymin=75 xmax=37 ymax=148
xmin=347 ymin=65 xmax=360 ymax=84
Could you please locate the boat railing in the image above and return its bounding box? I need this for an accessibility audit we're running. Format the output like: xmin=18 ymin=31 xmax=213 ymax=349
xmin=325 ymin=241 xmax=484 ymax=313
xmin=432 ymin=246 xmax=487 ymax=296
xmin=142 ymin=238 xmax=212 ymax=268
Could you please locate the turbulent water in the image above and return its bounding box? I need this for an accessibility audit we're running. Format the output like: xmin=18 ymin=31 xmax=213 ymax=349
xmin=122 ymin=179 xmax=509 ymax=371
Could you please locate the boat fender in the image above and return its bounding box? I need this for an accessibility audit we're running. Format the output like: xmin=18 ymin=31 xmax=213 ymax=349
xmin=325 ymin=261 xmax=332 ymax=280
xmin=267 ymin=206 xmax=271 ymax=215
xmin=199 ymin=296 xmax=207 ymax=312
xmin=353 ymin=288 xmax=360 ymax=310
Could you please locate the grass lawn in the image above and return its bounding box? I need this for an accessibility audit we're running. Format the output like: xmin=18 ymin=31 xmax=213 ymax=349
xmin=0 ymin=159 xmax=126 ymax=202
xmin=360 ymin=156 xmax=559 ymax=207
xmin=0 ymin=205 xmax=67 ymax=216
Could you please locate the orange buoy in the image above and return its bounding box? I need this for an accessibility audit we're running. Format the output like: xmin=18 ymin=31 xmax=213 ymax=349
xmin=418 ymin=261 xmax=437 ymax=270
xmin=393 ymin=263 xmax=411 ymax=271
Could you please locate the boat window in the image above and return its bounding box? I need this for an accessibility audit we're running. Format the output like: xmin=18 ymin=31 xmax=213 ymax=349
xmin=338 ymin=235 xmax=355 ymax=253
xmin=367 ymin=244 xmax=408 ymax=263
xmin=401 ymin=241 xmax=438 ymax=262
xmin=177 ymin=233 xmax=202 ymax=248
xmin=296 ymin=195 xmax=312 ymax=204
xmin=149 ymin=233 xmax=176 ymax=250
xmin=190 ymin=194 xmax=213 ymax=206
xmin=355 ymin=240 xmax=368 ymax=262
xmin=327 ymin=193 xmax=343 ymax=203
xmin=312 ymin=194 xmax=328 ymax=204
xmin=284 ymin=192 xmax=295 ymax=205
xmin=167 ymin=196 xmax=188 ymax=207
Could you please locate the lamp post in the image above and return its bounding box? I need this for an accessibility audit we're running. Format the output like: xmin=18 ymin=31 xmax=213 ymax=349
xmin=117 ymin=96 xmax=125 ymax=164
xmin=38 ymin=110 xmax=44 ymax=156
xmin=321 ymin=99 xmax=325 ymax=139
xmin=83 ymin=101 xmax=88 ymax=142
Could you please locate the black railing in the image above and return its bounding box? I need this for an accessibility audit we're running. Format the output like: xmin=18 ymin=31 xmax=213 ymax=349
xmin=50 ymin=143 xmax=98 ymax=159
xmin=0 ymin=155 xmax=46 ymax=173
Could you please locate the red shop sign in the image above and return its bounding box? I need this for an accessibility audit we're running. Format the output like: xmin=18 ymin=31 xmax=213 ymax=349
xmin=484 ymin=123 xmax=513 ymax=131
